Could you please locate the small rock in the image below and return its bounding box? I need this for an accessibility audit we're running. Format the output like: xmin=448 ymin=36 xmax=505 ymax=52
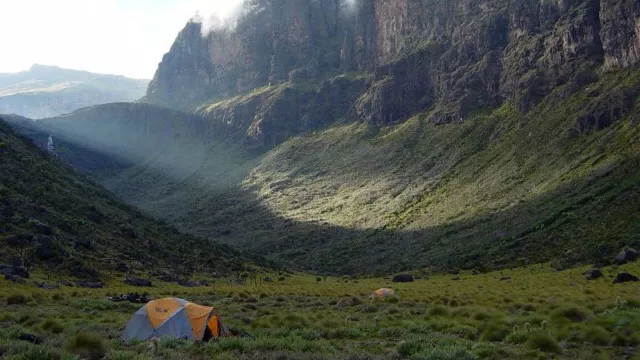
xmin=582 ymin=269 xmax=603 ymax=280
xmin=124 ymin=277 xmax=152 ymax=287
xmin=500 ymin=276 xmax=511 ymax=281
xmin=76 ymin=281 xmax=104 ymax=288
xmin=29 ymin=219 xmax=53 ymax=235
xmin=58 ymin=280 xmax=74 ymax=287
xmin=451 ymin=277 xmax=461 ymax=281
xmin=18 ymin=333 xmax=41 ymax=344
xmin=392 ymin=274 xmax=414 ymax=283
xmin=115 ymin=263 xmax=129 ymax=273
xmin=4 ymin=274 xmax=25 ymax=283
xmin=613 ymin=272 xmax=639 ymax=284
xmin=263 ymin=277 xmax=273 ymax=282
xmin=177 ymin=279 xmax=208 ymax=287
xmin=615 ymin=248 xmax=638 ymax=264
xmin=35 ymin=282 xmax=60 ymax=290
xmin=11 ymin=266 xmax=29 ymax=278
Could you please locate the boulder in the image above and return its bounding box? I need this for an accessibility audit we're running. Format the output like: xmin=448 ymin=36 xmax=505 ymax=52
xmin=151 ymin=270 xmax=177 ymax=282
xmin=451 ymin=276 xmax=461 ymax=281
xmin=76 ymin=281 xmax=104 ymax=288
xmin=392 ymin=274 xmax=414 ymax=283
xmin=29 ymin=219 xmax=53 ymax=235
xmin=124 ymin=277 xmax=152 ymax=287
xmin=11 ymin=266 xmax=29 ymax=278
xmin=115 ymin=263 xmax=129 ymax=273
xmin=499 ymin=276 xmax=511 ymax=281
xmin=615 ymin=248 xmax=638 ymax=264
xmin=613 ymin=272 xmax=639 ymax=284
xmin=582 ymin=269 xmax=603 ymax=280
xmin=177 ymin=279 xmax=208 ymax=287
xmin=18 ymin=333 xmax=41 ymax=344
xmin=4 ymin=274 xmax=25 ymax=283
xmin=35 ymin=282 xmax=60 ymax=290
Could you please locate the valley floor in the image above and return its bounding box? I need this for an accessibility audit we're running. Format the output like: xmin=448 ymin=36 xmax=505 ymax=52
xmin=1 ymin=262 xmax=640 ymax=359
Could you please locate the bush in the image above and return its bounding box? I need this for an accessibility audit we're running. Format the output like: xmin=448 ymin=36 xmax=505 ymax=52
xmin=65 ymin=332 xmax=106 ymax=360
xmin=552 ymin=306 xmax=592 ymax=323
xmin=505 ymin=330 xmax=529 ymax=344
xmin=526 ymin=332 xmax=561 ymax=353
xmin=336 ymin=297 xmax=362 ymax=308
xmin=41 ymin=319 xmax=64 ymax=334
xmin=411 ymin=346 xmax=479 ymax=360
xmin=479 ymin=324 xmax=509 ymax=342
xmin=6 ymin=294 xmax=29 ymax=305
xmin=427 ymin=305 xmax=449 ymax=317
xmin=397 ymin=340 xmax=422 ymax=357
xmin=4 ymin=344 xmax=60 ymax=360
xmin=584 ymin=326 xmax=610 ymax=345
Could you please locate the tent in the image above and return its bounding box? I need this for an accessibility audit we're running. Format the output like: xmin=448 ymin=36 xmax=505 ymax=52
xmin=370 ymin=288 xmax=395 ymax=300
xmin=122 ymin=298 xmax=229 ymax=342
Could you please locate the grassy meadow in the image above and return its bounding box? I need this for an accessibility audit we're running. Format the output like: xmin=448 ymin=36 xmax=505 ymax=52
xmin=1 ymin=261 xmax=640 ymax=360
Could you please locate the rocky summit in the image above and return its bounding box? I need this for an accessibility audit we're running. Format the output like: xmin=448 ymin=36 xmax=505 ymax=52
xmin=143 ymin=0 xmax=640 ymax=148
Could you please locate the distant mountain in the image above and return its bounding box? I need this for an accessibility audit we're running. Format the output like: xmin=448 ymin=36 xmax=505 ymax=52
xmin=0 ymin=64 xmax=148 ymax=119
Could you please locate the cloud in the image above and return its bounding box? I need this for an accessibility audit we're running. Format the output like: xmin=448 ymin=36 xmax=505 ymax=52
xmin=0 ymin=0 xmax=249 ymax=79
xmin=178 ymin=0 xmax=246 ymax=35
xmin=342 ymin=0 xmax=358 ymax=14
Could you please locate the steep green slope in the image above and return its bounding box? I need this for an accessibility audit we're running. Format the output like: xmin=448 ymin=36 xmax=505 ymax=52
xmin=0 ymin=118 xmax=256 ymax=279
xmin=237 ymin=70 xmax=640 ymax=273
xmin=26 ymin=70 xmax=640 ymax=275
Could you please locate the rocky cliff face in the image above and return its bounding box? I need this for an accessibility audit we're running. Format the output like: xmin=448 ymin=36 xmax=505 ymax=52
xmin=145 ymin=0 xmax=640 ymax=143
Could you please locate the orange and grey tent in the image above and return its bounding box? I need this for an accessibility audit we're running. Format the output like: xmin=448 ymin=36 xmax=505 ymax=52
xmin=370 ymin=288 xmax=395 ymax=300
xmin=122 ymin=298 xmax=229 ymax=341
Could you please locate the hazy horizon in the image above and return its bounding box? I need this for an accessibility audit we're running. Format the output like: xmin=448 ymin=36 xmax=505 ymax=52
xmin=0 ymin=0 xmax=244 ymax=79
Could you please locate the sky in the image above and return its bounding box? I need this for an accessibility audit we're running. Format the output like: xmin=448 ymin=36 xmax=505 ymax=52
xmin=0 ymin=0 xmax=244 ymax=79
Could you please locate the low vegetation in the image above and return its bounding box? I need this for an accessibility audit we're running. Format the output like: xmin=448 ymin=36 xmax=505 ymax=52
xmin=1 ymin=261 xmax=639 ymax=359
xmin=0 ymin=119 xmax=260 ymax=278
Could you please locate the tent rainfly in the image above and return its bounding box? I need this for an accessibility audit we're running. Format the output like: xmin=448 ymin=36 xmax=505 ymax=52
xmin=122 ymin=298 xmax=229 ymax=342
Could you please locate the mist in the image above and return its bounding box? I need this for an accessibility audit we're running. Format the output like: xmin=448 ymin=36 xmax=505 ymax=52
xmin=186 ymin=0 xmax=247 ymax=35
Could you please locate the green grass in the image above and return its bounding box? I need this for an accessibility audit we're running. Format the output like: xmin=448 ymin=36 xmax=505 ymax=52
xmin=0 ymin=119 xmax=260 ymax=278
xmin=1 ymin=261 xmax=639 ymax=359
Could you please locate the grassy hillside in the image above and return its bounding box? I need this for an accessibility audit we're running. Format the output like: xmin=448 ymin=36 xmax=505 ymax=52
xmin=1 ymin=262 xmax=640 ymax=359
xmin=0 ymin=118 xmax=258 ymax=279
xmin=9 ymin=70 xmax=640 ymax=275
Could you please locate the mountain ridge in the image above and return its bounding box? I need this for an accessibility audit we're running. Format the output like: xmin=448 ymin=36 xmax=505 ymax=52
xmin=0 ymin=65 xmax=148 ymax=119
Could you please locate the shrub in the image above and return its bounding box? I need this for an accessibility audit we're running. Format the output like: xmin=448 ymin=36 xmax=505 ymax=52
xmin=584 ymin=326 xmax=610 ymax=345
xmin=4 ymin=344 xmax=60 ymax=360
xmin=479 ymin=324 xmax=509 ymax=342
xmin=65 ymin=332 xmax=106 ymax=360
xmin=526 ymin=332 xmax=561 ymax=353
xmin=552 ymin=306 xmax=592 ymax=323
xmin=427 ymin=305 xmax=449 ymax=317
xmin=336 ymin=297 xmax=362 ymax=308
xmin=397 ymin=340 xmax=422 ymax=357
xmin=41 ymin=319 xmax=64 ymax=334
xmin=411 ymin=346 xmax=479 ymax=360
xmin=505 ymin=330 xmax=529 ymax=344
xmin=6 ymin=294 xmax=29 ymax=305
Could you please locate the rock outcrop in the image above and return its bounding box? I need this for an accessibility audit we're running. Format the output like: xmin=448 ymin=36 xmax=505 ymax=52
xmin=145 ymin=0 xmax=640 ymax=136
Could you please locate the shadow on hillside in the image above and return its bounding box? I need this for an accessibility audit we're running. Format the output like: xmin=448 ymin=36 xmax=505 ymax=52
xmin=5 ymin=105 xmax=640 ymax=275
xmin=180 ymin=153 xmax=640 ymax=275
